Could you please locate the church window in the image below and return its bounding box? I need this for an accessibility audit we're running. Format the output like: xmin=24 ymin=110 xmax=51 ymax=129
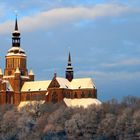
xmin=10 ymin=59 xmax=13 ymax=68
xmin=67 ymin=92 xmax=70 ymax=98
xmin=63 ymin=92 xmax=66 ymax=98
xmin=11 ymin=95 xmax=14 ymax=104
xmin=26 ymin=94 xmax=30 ymax=101
xmin=54 ymin=82 xmax=56 ymax=87
xmin=74 ymin=92 xmax=77 ymax=98
xmin=8 ymin=71 xmax=12 ymax=75
xmin=51 ymin=92 xmax=58 ymax=103
xmin=81 ymin=92 xmax=85 ymax=98
xmin=88 ymin=91 xmax=92 ymax=98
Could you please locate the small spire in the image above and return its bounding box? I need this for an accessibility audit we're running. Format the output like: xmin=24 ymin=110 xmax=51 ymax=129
xmin=68 ymin=52 xmax=71 ymax=62
xmin=54 ymin=72 xmax=57 ymax=78
xmin=66 ymin=51 xmax=74 ymax=82
xmin=15 ymin=67 xmax=20 ymax=73
xmin=15 ymin=15 xmax=18 ymax=31
xmin=29 ymin=70 xmax=34 ymax=75
xmin=0 ymin=68 xmax=3 ymax=75
xmin=12 ymin=14 xmax=20 ymax=47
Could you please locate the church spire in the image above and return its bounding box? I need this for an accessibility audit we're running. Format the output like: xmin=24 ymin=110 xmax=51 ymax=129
xmin=68 ymin=52 xmax=71 ymax=62
xmin=15 ymin=16 xmax=18 ymax=31
xmin=66 ymin=52 xmax=74 ymax=82
xmin=12 ymin=15 xmax=20 ymax=47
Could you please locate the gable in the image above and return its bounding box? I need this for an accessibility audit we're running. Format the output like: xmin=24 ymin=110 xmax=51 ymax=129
xmin=48 ymin=78 xmax=60 ymax=88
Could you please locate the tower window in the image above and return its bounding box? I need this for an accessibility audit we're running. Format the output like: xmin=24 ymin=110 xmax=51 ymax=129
xmin=8 ymin=71 xmax=12 ymax=75
xmin=21 ymin=71 xmax=24 ymax=75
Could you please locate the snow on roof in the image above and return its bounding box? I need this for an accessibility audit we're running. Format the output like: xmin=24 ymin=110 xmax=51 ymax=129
xmin=21 ymin=77 xmax=96 ymax=92
xmin=21 ymin=80 xmax=51 ymax=92
xmin=21 ymin=76 xmax=30 ymax=79
xmin=2 ymin=80 xmax=13 ymax=91
xmin=8 ymin=47 xmax=25 ymax=52
xmin=64 ymin=98 xmax=102 ymax=108
xmin=3 ymin=75 xmax=15 ymax=78
xmin=18 ymin=100 xmax=45 ymax=109
xmin=6 ymin=52 xmax=26 ymax=57
xmin=6 ymin=47 xmax=26 ymax=57
xmin=56 ymin=77 xmax=70 ymax=89
xmin=70 ymin=78 xmax=96 ymax=89
xmin=55 ymin=77 xmax=96 ymax=89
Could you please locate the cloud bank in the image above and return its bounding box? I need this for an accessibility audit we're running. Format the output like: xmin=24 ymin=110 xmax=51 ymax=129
xmin=0 ymin=4 xmax=137 ymax=34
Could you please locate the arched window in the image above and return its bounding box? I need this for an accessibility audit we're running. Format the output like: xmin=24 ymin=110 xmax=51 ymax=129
xmin=26 ymin=94 xmax=30 ymax=101
xmin=67 ymin=92 xmax=70 ymax=98
xmin=63 ymin=92 xmax=66 ymax=98
xmin=74 ymin=92 xmax=77 ymax=98
xmin=81 ymin=92 xmax=85 ymax=98
xmin=11 ymin=95 xmax=14 ymax=104
xmin=51 ymin=92 xmax=58 ymax=103
xmin=88 ymin=91 xmax=92 ymax=98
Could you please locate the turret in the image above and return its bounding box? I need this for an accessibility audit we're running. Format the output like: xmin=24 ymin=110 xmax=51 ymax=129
xmin=14 ymin=67 xmax=21 ymax=92
xmin=13 ymin=67 xmax=21 ymax=105
xmin=65 ymin=52 xmax=74 ymax=82
xmin=29 ymin=70 xmax=34 ymax=81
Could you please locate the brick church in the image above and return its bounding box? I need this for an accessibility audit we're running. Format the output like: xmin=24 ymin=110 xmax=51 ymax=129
xmin=0 ymin=18 xmax=97 ymax=106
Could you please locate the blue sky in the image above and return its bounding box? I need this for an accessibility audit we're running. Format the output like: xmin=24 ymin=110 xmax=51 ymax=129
xmin=0 ymin=0 xmax=140 ymax=101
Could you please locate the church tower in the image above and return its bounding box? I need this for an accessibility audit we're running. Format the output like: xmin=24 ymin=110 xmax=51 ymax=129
xmin=65 ymin=52 xmax=73 ymax=82
xmin=4 ymin=17 xmax=28 ymax=79
xmin=3 ymin=17 xmax=32 ymax=105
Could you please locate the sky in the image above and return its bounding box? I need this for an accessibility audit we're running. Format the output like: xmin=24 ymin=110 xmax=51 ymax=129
xmin=0 ymin=0 xmax=140 ymax=101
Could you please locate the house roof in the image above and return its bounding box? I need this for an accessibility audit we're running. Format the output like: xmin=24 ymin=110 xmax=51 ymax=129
xmin=55 ymin=77 xmax=96 ymax=89
xmin=56 ymin=77 xmax=70 ymax=89
xmin=2 ymin=80 xmax=13 ymax=91
xmin=21 ymin=80 xmax=51 ymax=92
xmin=21 ymin=77 xmax=96 ymax=92
xmin=64 ymin=98 xmax=101 ymax=108
xmin=70 ymin=78 xmax=96 ymax=89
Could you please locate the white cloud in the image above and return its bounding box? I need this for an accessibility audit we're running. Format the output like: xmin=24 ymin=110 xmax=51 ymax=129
xmin=0 ymin=3 xmax=137 ymax=34
xmin=102 ymin=59 xmax=140 ymax=68
xmin=75 ymin=70 xmax=140 ymax=80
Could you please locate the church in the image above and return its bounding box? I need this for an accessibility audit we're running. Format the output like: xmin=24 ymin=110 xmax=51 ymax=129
xmin=0 ymin=18 xmax=98 ymax=106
